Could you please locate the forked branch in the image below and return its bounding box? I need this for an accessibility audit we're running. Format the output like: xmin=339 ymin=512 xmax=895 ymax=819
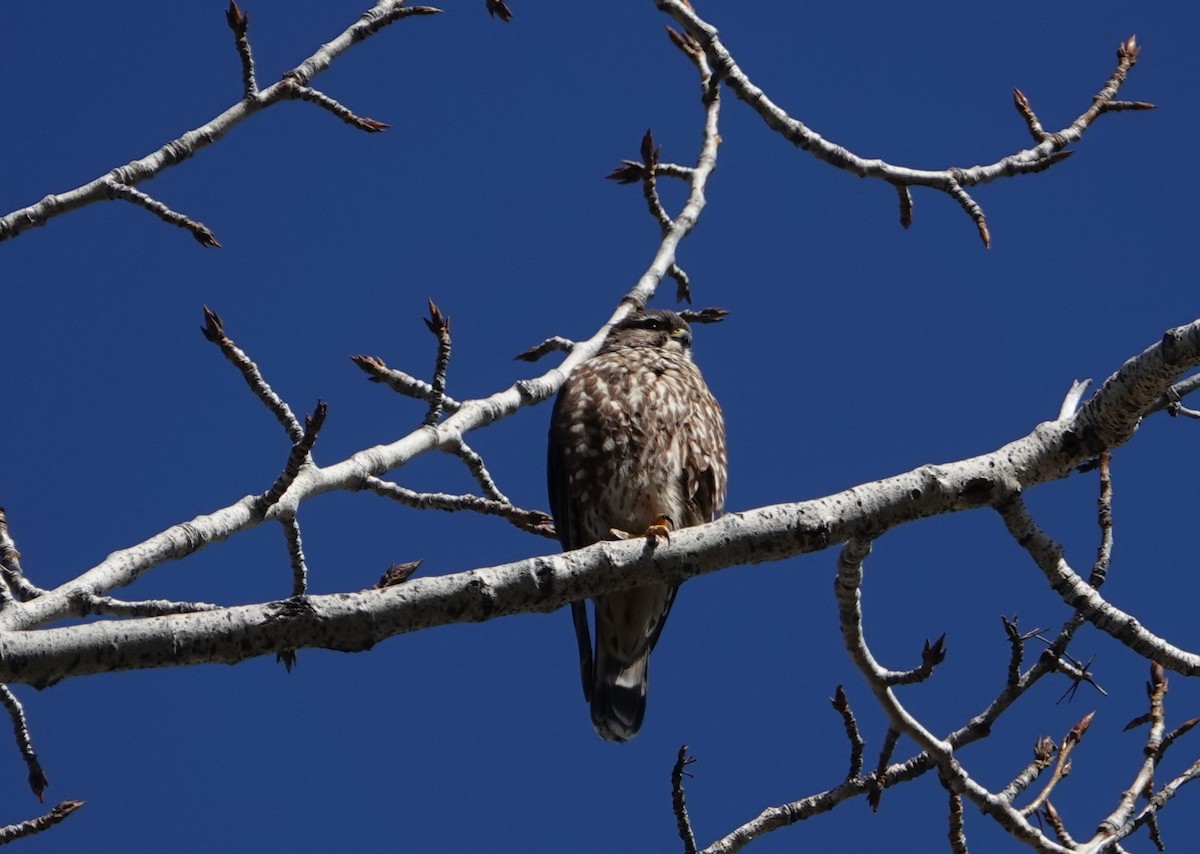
xmin=654 ymin=1 xmax=1151 ymax=246
xmin=0 ymin=1 xmax=441 ymax=244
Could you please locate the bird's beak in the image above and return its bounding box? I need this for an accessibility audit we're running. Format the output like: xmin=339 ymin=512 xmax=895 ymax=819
xmin=670 ymin=327 xmax=692 ymax=348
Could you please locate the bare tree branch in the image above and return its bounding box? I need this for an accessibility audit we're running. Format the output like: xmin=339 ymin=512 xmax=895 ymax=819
xmin=352 ymin=354 xmax=463 ymax=413
xmin=1059 ymin=379 xmax=1094 ymax=420
xmin=0 ymin=1 xmax=442 ymax=244
xmin=0 ymin=13 xmax=727 ymax=645
xmin=2 ymin=316 xmax=1199 ymax=678
xmin=513 ymin=337 xmax=575 ymax=364
xmin=362 ymin=476 xmax=554 ymax=538
xmin=448 ymin=440 xmax=509 ymax=504
xmin=258 ymin=402 xmax=327 ymax=514
xmin=226 ymin=1 xmax=257 ymax=97
xmin=1019 ymin=712 xmax=1095 ymax=817
xmin=282 ymin=516 xmax=309 ymax=598
xmin=0 ymin=5 xmax=1188 ymax=851
xmin=422 ymin=300 xmax=452 ymax=428
xmin=104 ymin=181 xmax=221 ymax=247
xmin=0 ymin=800 xmax=85 ymax=845
xmin=830 ymin=685 xmax=864 ymax=780
xmin=835 ymin=541 xmax=1071 ymax=852
xmin=202 ymin=307 xmax=304 ymax=442
xmin=997 ymin=737 xmax=1057 ymax=805
xmin=997 ymin=496 xmax=1200 ymax=677
xmin=654 ymin=1 xmax=1150 ymax=245
xmin=945 ymin=782 xmax=968 ymax=854
xmin=672 ymin=745 xmax=699 ymax=854
xmin=0 ymin=686 xmax=47 ymax=801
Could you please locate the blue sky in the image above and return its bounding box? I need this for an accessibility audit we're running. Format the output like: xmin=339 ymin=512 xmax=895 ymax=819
xmin=2 ymin=2 xmax=1199 ymax=851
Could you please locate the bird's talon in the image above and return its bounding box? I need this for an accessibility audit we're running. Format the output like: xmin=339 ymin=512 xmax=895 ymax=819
xmin=644 ymin=515 xmax=674 ymax=544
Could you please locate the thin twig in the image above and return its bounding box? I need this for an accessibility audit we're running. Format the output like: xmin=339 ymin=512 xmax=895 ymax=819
xmin=671 ymin=745 xmax=698 ymax=854
xmin=606 ymin=160 xmax=696 ymax=184
xmin=997 ymin=496 xmax=1200 ymax=678
xmin=997 ymin=737 xmax=1057 ymax=804
xmin=677 ymin=308 xmax=730 ymax=325
xmin=834 ymin=539 xmax=1068 ymax=850
xmin=285 ymin=81 xmax=389 ymax=132
xmin=1124 ymin=759 xmax=1200 ymax=847
xmin=636 ymin=129 xmax=672 ymax=232
xmin=1012 ymin=87 xmax=1047 ymax=142
xmin=1019 ymin=712 xmax=1095 ymax=816
xmin=485 ymin=0 xmax=513 ymax=23
xmin=513 ymin=337 xmax=575 ymax=363
xmin=1002 ymin=616 xmax=1025 ymax=687
xmin=1147 ymin=373 xmax=1200 ymax=414
xmin=0 ymin=686 xmax=47 ymax=801
xmin=0 ymin=2 xmax=442 ymax=243
xmin=105 ymin=181 xmax=220 ymax=247
xmin=258 ymin=402 xmax=327 ymax=514
xmin=830 ymin=685 xmax=864 ymax=779
xmin=423 ymin=301 xmax=452 ymax=428
xmin=1157 ymin=716 xmax=1200 ymax=757
xmin=945 ymin=177 xmax=990 ymax=248
xmin=1160 ymin=385 xmax=1200 ymax=419
xmin=884 ymin=635 xmax=947 ymax=687
xmin=202 ymin=307 xmax=304 ymax=441
xmin=226 ymin=1 xmax=257 ymax=97
xmin=868 ymin=728 xmax=899 ymax=812
xmin=363 ymin=476 xmax=554 ymax=538
xmin=669 ymin=263 xmax=692 ymax=304
xmin=282 ymin=516 xmax=308 ymax=598
xmin=1053 ymin=652 xmax=1105 ymax=703
xmin=0 ymin=801 xmax=85 ymax=845
xmin=1041 ymin=801 xmax=1077 ymax=847
xmin=351 ymin=355 xmax=462 ymax=412
xmin=1058 ymin=379 xmax=1093 ymax=420
xmin=895 ymin=183 xmax=913 ymax=229
xmin=1092 ymin=451 xmax=1113 ymax=587
xmin=946 ymin=783 xmax=968 ymax=854
xmin=697 ymin=518 xmax=1145 ymax=854
xmin=450 ymin=440 xmax=508 ymax=504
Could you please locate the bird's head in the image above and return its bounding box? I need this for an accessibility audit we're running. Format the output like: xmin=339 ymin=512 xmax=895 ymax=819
xmin=601 ymin=309 xmax=693 ymax=358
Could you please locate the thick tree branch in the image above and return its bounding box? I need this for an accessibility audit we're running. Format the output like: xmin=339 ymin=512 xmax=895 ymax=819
xmin=0 ymin=33 xmax=725 ymax=636
xmin=2 ymin=319 xmax=1199 ymax=683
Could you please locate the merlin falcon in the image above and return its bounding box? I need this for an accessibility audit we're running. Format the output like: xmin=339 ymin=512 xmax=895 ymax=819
xmin=547 ymin=309 xmax=727 ymax=742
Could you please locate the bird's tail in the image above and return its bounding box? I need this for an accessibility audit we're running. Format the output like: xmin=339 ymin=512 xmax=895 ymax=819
xmin=590 ymin=653 xmax=649 ymax=743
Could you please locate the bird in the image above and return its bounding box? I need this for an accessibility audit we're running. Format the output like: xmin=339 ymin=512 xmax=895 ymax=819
xmin=547 ymin=308 xmax=727 ymax=742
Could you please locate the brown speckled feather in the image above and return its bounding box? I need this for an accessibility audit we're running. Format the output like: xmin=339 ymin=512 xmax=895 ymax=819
xmin=547 ymin=310 xmax=726 ymax=742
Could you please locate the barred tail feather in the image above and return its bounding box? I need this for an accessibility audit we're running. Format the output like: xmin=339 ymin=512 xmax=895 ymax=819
xmin=591 ymin=654 xmax=649 ymax=743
